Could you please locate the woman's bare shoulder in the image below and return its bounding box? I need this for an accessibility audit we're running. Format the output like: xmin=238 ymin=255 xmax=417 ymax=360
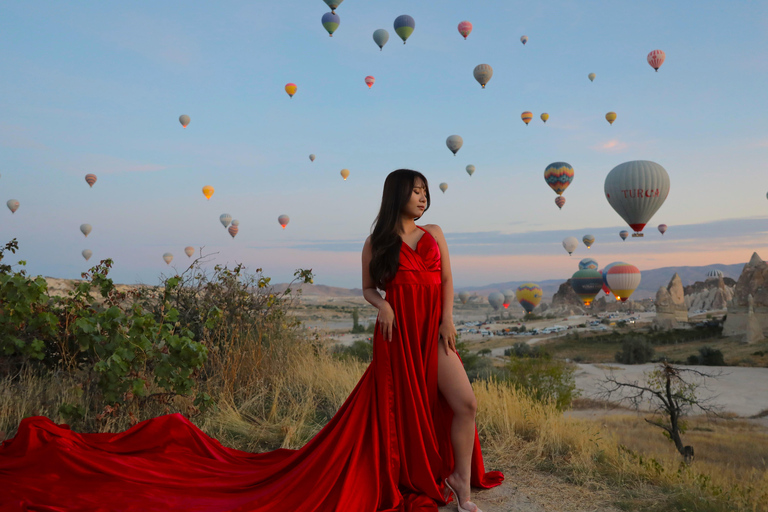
xmin=420 ymin=224 xmax=445 ymax=240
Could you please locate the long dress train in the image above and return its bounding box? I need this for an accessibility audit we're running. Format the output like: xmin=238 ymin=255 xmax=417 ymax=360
xmin=0 ymin=226 xmax=503 ymax=511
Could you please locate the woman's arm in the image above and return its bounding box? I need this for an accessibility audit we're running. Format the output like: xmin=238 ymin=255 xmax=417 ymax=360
xmin=423 ymin=224 xmax=457 ymax=354
xmin=362 ymin=236 xmax=396 ymax=341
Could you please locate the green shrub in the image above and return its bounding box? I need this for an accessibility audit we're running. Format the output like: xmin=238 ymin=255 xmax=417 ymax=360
xmin=615 ymin=337 xmax=655 ymax=364
xmin=501 ymin=354 xmax=578 ymax=411
xmin=687 ymin=346 xmax=725 ymax=366
xmin=333 ymin=339 xmax=373 ymax=363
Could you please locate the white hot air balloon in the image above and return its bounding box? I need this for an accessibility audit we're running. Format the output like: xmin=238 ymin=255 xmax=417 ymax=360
xmin=80 ymin=224 xmax=92 ymax=237
xmin=184 ymin=246 xmax=195 ymax=258
xmin=604 ymin=160 xmax=670 ymax=237
xmin=6 ymin=199 xmax=19 ymax=214
xmin=82 ymin=249 xmax=93 ymax=261
xmin=439 ymin=183 xmax=448 ymax=193
xmin=163 ymin=253 xmax=174 ymax=265
xmin=220 ymin=214 xmax=232 ymax=228
xmin=562 ymin=236 xmax=578 ymax=255
xmin=458 ymin=291 xmax=470 ymax=304
xmin=309 ymin=154 xmax=316 ymax=162
xmin=487 ymin=292 xmax=504 ymax=311
xmin=446 ymin=135 xmax=463 ymax=156
xmin=466 ymin=165 xmax=475 ymax=177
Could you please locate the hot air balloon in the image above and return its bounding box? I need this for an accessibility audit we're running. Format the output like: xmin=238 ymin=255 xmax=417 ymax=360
xmin=458 ymin=291 xmax=470 ymax=304
xmin=599 ymin=270 xmax=611 ymax=295
xmin=458 ymin=21 xmax=472 ymax=40
xmin=285 ymin=83 xmax=297 ymax=98
xmin=340 ymin=169 xmax=350 ymax=180
xmin=446 ymin=135 xmax=463 ymax=155
xmin=309 ymin=154 xmax=316 ymax=162
xmin=278 ymin=215 xmax=290 ymax=229
xmin=394 ymin=15 xmax=415 ymax=44
xmin=606 ymin=263 xmax=641 ymax=302
xmin=579 ymin=258 xmax=599 ymax=271
xmin=179 ymin=115 xmax=190 ymax=128
xmin=82 ymin=249 xmax=92 ymax=261
xmin=619 ymin=230 xmax=629 ymax=241
xmin=365 ymin=76 xmax=375 ymax=88
xmin=220 ymin=214 xmax=232 ymax=228
xmin=647 ymin=50 xmax=665 ymax=71
xmin=466 ymin=165 xmax=475 ymax=177
xmin=323 ymin=0 xmax=342 ymax=14
xmin=604 ymin=160 xmax=670 ymax=236
xmin=488 ymin=292 xmax=504 ymax=311
xmin=185 ymin=246 xmax=194 ymax=258
xmin=439 ymin=183 xmax=448 ymax=194
xmin=228 ymin=224 xmax=239 ymax=239
xmin=85 ymin=174 xmax=97 ymax=188
xmin=562 ymin=236 xmax=578 ymax=255
xmin=516 ymin=283 xmax=542 ymax=314
xmin=520 ymin=35 xmax=528 ymax=45
xmin=163 ymin=253 xmax=173 ymax=265
xmin=231 ymin=220 xmax=239 ymax=227
xmin=706 ymin=269 xmax=724 ymax=280
xmin=544 ymin=162 xmax=574 ymax=198
xmin=601 ymin=262 xmax=624 ymax=297
xmin=605 ymin=112 xmax=617 ymax=125
xmin=540 ymin=113 xmax=549 ymax=123
xmin=583 ymin=235 xmax=595 ymax=249
xmin=502 ymin=289 xmax=516 ymax=309
xmin=80 ymin=224 xmax=92 ymax=237
xmin=588 ymin=73 xmax=596 ymax=82
xmin=7 ymin=199 xmax=19 ymax=214
xmin=555 ymin=196 xmax=566 ymax=209
xmin=322 ymin=12 xmax=340 ymax=36
xmin=571 ymin=269 xmax=604 ymax=307
xmin=658 ymin=224 xmax=668 ymax=235
xmin=373 ymin=29 xmax=389 ymax=50
xmin=202 ymin=185 xmax=214 ymax=200
xmin=521 ymin=111 xmax=533 ymax=125
xmin=473 ymin=64 xmax=493 ymax=88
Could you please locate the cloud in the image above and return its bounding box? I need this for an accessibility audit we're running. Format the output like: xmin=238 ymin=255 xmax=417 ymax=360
xmin=592 ymin=139 xmax=628 ymax=153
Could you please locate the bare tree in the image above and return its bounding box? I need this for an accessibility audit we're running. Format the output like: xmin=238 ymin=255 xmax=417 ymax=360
xmin=598 ymin=362 xmax=725 ymax=464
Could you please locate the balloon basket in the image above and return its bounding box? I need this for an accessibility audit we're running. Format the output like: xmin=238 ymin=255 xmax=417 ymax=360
xmin=632 ymin=233 xmax=644 ymax=238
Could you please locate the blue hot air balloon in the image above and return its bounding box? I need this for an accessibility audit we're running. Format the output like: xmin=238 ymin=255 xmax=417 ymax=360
xmin=579 ymin=258 xmax=599 ymax=271
xmin=394 ymin=15 xmax=415 ymax=44
xmin=322 ymin=12 xmax=340 ymax=36
xmin=373 ymin=29 xmax=389 ymax=50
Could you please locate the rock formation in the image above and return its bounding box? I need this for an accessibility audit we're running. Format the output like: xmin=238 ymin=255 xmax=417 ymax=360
xmin=654 ymin=273 xmax=688 ymax=329
xmin=549 ymin=280 xmax=585 ymax=315
xmin=684 ymin=275 xmax=735 ymax=312
xmin=723 ymin=252 xmax=768 ymax=342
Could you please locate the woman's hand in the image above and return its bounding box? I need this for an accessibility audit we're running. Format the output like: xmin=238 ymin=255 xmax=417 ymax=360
xmin=377 ymin=302 xmax=396 ymax=342
xmin=439 ymin=321 xmax=457 ymax=355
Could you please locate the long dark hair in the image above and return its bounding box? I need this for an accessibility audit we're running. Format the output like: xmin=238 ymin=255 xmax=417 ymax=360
xmin=370 ymin=169 xmax=431 ymax=289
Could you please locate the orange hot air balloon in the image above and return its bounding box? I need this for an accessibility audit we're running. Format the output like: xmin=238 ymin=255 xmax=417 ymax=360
xmin=521 ymin=111 xmax=533 ymax=125
xmin=555 ymin=196 xmax=566 ymax=209
xmin=228 ymin=224 xmax=239 ymax=238
xmin=340 ymin=169 xmax=350 ymax=180
xmin=285 ymin=83 xmax=297 ymax=98
xmin=365 ymin=76 xmax=375 ymax=89
xmin=202 ymin=186 xmax=214 ymax=200
xmin=84 ymin=174 xmax=97 ymax=188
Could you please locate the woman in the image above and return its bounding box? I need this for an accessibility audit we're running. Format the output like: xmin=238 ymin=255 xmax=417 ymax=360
xmin=0 ymin=170 xmax=503 ymax=512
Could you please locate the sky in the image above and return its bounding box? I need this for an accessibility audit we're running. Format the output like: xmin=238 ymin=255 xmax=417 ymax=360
xmin=1 ymin=1 xmax=767 ymax=289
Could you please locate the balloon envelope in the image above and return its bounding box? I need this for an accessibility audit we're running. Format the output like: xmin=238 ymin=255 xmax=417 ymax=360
xmin=458 ymin=21 xmax=472 ymax=39
xmin=228 ymin=225 xmax=239 ymax=238
xmin=647 ymin=49 xmax=666 ymax=71
xmin=220 ymin=214 xmax=232 ymax=228
xmin=619 ymin=230 xmax=629 ymax=241
xmin=231 ymin=219 xmax=240 ymax=227
xmin=520 ymin=35 xmax=528 ymax=45
xmin=340 ymin=169 xmax=350 ymax=180
xmin=80 ymin=224 xmax=92 ymax=237
xmin=562 ymin=236 xmax=578 ymax=255
xmin=278 ymin=215 xmax=290 ymax=229
xmin=202 ymin=186 xmax=214 ymax=200
xmin=605 ymin=112 xmax=617 ymax=125
xmin=579 ymin=258 xmax=599 ymax=271
xmin=488 ymin=292 xmax=504 ymax=311
xmin=163 ymin=253 xmax=173 ymax=265
xmin=439 ymin=183 xmax=448 ymax=193
xmin=604 ymin=160 xmax=670 ymax=234
xmin=458 ymin=291 xmax=470 ymax=304
xmin=373 ymin=29 xmax=389 ymax=50
xmin=473 ymin=64 xmax=493 ymax=88
xmin=85 ymin=174 xmax=97 ymax=187
xmin=393 ymin=15 xmax=415 ymax=43
xmin=466 ymin=165 xmax=475 ymax=177
xmin=309 ymin=154 xmax=316 ymax=162
xmin=323 ymin=0 xmax=342 ymax=13
xmin=184 ymin=246 xmax=194 ymax=258
xmin=540 ymin=113 xmax=549 ymax=123
xmin=7 ymin=199 xmax=19 ymax=213
xmin=706 ymin=269 xmax=724 ymax=280
xmin=602 ymin=262 xmax=625 ymax=296
xmin=516 ymin=283 xmax=542 ymax=314
xmin=658 ymin=224 xmax=668 ymax=235
xmin=446 ymin=135 xmax=463 ymax=155
xmin=82 ymin=249 xmax=92 ymax=261
xmin=285 ymin=83 xmax=297 ymax=98
xmin=521 ymin=111 xmax=533 ymax=125
xmin=365 ymin=76 xmax=375 ymax=88
xmin=588 ymin=73 xmax=596 ymax=82
xmin=571 ymin=269 xmax=604 ymax=306
xmin=582 ymin=235 xmax=595 ymax=249
xmin=606 ymin=263 xmax=641 ymax=302
xmin=179 ymin=115 xmax=190 ymax=128
xmin=555 ymin=196 xmax=566 ymax=209
xmin=321 ymin=12 xmax=340 ymax=36
xmin=544 ymin=162 xmax=574 ymax=195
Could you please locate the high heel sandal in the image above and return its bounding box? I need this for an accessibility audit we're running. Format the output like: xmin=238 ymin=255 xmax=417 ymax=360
xmin=443 ymin=479 xmax=483 ymax=512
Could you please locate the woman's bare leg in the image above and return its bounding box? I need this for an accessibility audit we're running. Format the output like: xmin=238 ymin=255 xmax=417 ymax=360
xmin=437 ymin=347 xmax=478 ymax=510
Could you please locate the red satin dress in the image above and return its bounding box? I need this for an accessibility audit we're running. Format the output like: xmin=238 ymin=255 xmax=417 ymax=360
xmin=0 ymin=226 xmax=503 ymax=511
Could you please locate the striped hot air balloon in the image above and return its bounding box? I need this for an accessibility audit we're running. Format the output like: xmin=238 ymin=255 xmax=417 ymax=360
xmin=555 ymin=196 xmax=566 ymax=209
xmin=582 ymin=235 xmax=595 ymax=249
xmin=647 ymin=49 xmax=665 ymax=71
xmin=579 ymin=258 xmax=599 ymax=271
xmin=85 ymin=174 xmax=97 ymax=188
xmin=619 ymin=230 xmax=629 ymax=241
xmin=365 ymin=76 xmax=375 ymax=88
xmin=604 ymin=160 xmax=670 ymax=236
xmin=184 ymin=247 xmax=194 ymax=258
xmin=706 ymin=269 xmax=724 ymax=280
xmin=544 ymin=162 xmax=574 ymax=196
xmin=458 ymin=21 xmax=472 ymax=39
xmin=601 ymin=262 xmax=624 ymax=297
xmin=516 ymin=283 xmax=543 ymax=314
xmin=163 ymin=253 xmax=173 ymax=265
xmin=228 ymin=224 xmax=239 ymax=239
xmin=521 ymin=111 xmax=533 ymax=125
xmin=571 ymin=269 xmax=604 ymax=307
xmin=606 ymin=263 xmax=641 ymax=302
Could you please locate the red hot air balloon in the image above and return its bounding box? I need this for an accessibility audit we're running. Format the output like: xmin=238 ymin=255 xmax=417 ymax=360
xmin=647 ymin=50 xmax=666 ymax=71
xmin=555 ymin=196 xmax=566 ymax=209
xmin=228 ymin=224 xmax=239 ymax=238
xmin=458 ymin=21 xmax=472 ymax=39
xmin=365 ymin=76 xmax=375 ymax=89
xmin=84 ymin=174 xmax=97 ymax=188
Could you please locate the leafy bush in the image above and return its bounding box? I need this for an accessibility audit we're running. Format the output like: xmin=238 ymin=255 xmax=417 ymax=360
xmin=501 ymin=354 xmax=578 ymax=411
xmin=503 ymin=342 xmax=549 ymax=359
xmin=615 ymin=337 xmax=656 ymax=364
xmin=333 ymin=339 xmax=373 ymax=363
xmin=687 ymin=346 xmax=725 ymax=366
xmin=478 ymin=348 xmax=492 ymax=357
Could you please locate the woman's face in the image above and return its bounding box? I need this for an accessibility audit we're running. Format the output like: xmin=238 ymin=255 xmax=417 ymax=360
xmin=403 ymin=178 xmax=428 ymax=219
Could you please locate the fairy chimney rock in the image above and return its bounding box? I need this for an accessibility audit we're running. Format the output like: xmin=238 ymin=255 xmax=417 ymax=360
xmin=723 ymin=252 xmax=768 ymax=341
xmin=654 ymin=273 xmax=688 ymax=328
